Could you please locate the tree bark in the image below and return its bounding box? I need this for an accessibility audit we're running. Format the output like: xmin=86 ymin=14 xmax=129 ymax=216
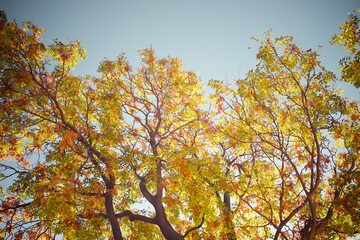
xmin=137 ymin=166 xmax=184 ymax=239
xmin=105 ymin=193 xmax=124 ymax=240
xmin=154 ymin=201 xmax=184 ymax=240
xmin=224 ymin=192 xmax=237 ymax=240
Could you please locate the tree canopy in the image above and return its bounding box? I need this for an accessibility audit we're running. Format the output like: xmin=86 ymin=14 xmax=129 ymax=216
xmin=0 ymin=9 xmax=359 ymax=240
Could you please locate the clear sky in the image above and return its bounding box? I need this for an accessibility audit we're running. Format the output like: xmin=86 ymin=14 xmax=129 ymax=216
xmin=1 ymin=0 xmax=360 ymax=96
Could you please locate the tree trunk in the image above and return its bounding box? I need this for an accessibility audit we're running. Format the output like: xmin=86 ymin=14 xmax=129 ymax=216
xmin=224 ymin=192 xmax=237 ymax=240
xmin=154 ymin=200 xmax=184 ymax=240
xmin=105 ymin=193 xmax=124 ymax=240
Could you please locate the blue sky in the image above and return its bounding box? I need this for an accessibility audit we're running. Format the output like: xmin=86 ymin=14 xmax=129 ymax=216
xmin=1 ymin=0 xmax=360 ymax=95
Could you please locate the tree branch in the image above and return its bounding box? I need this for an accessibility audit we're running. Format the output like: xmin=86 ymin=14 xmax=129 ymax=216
xmin=0 ymin=202 xmax=31 ymax=213
xmin=115 ymin=210 xmax=157 ymax=224
xmin=183 ymin=213 xmax=205 ymax=238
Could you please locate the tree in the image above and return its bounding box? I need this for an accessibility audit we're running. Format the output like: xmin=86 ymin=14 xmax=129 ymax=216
xmin=1 ymin=9 xmax=359 ymax=240
xmin=209 ymin=31 xmax=359 ymax=239
xmin=0 ymin=11 xmax=212 ymax=239
xmin=332 ymin=9 xmax=360 ymax=88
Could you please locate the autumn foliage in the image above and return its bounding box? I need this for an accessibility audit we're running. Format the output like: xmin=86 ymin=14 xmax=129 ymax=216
xmin=0 ymin=9 xmax=359 ymax=240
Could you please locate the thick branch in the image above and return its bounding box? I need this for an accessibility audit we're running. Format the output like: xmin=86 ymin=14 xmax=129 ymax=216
xmin=115 ymin=210 xmax=157 ymax=224
xmin=0 ymin=202 xmax=31 ymax=213
xmin=183 ymin=214 xmax=205 ymax=238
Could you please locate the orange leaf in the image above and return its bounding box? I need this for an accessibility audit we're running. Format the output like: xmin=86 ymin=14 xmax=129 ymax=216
xmin=59 ymin=130 xmax=78 ymax=151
